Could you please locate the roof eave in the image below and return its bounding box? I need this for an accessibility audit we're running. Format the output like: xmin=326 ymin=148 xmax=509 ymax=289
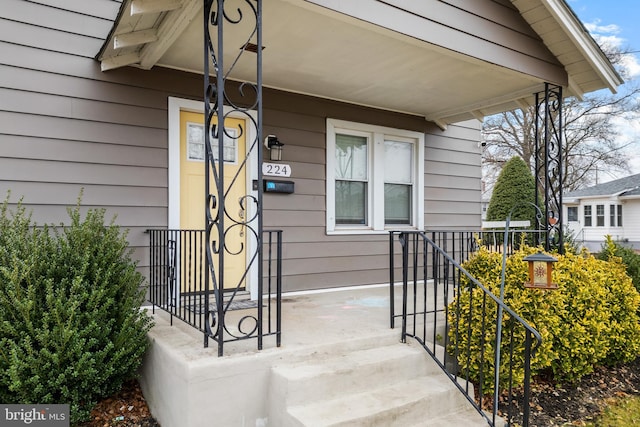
xmin=542 ymin=0 xmax=624 ymax=94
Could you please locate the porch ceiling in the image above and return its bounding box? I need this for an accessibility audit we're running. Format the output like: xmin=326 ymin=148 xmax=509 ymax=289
xmin=98 ymin=0 xmax=621 ymax=126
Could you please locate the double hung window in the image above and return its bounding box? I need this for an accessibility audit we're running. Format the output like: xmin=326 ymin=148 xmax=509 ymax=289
xmin=610 ymin=204 xmax=623 ymax=227
xmin=584 ymin=205 xmax=592 ymax=227
xmin=596 ymin=204 xmax=605 ymax=227
xmin=327 ymin=119 xmax=424 ymax=233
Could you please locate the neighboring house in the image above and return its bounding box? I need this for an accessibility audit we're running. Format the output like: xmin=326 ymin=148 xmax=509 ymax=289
xmin=564 ymin=173 xmax=640 ymax=253
xmin=0 ymin=0 xmax=620 ymax=296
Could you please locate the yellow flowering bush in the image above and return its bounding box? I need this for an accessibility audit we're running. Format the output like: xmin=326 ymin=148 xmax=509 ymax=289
xmin=450 ymin=245 xmax=640 ymax=392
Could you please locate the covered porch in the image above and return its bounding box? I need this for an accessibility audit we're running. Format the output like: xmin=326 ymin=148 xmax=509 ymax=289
xmin=142 ymin=229 xmax=544 ymax=426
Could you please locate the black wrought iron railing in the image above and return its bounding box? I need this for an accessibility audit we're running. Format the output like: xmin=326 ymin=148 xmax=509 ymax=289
xmin=147 ymin=229 xmax=282 ymax=354
xmin=390 ymin=230 xmax=542 ymax=427
xmin=428 ymin=229 xmax=547 ymax=264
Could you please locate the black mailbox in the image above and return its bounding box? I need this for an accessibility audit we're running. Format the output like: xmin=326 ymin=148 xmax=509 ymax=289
xmin=264 ymin=179 xmax=294 ymax=194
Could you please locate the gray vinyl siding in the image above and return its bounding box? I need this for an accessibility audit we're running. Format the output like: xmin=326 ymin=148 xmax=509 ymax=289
xmin=0 ymin=0 xmax=168 ymax=280
xmin=424 ymin=120 xmax=483 ymax=230
xmin=262 ymin=93 xmax=481 ymax=292
xmin=1 ymin=0 xmax=481 ymax=293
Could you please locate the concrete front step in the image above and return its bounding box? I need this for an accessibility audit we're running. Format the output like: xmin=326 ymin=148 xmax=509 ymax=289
xmin=285 ymin=376 xmax=486 ymax=427
xmin=268 ymin=342 xmax=488 ymax=427
xmin=271 ymin=344 xmax=442 ymax=406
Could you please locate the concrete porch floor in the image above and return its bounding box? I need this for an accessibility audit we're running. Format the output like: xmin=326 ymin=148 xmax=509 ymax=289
xmin=148 ymin=284 xmax=405 ymax=356
xmin=139 ymin=284 xmax=460 ymax=427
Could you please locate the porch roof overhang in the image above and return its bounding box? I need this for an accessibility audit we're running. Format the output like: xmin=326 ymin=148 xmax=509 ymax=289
xmin=97 ymin=0 xmax=622 ymax=127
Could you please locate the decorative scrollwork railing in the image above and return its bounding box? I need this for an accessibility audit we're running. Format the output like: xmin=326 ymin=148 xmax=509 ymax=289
xmin=535 ymin=83 xmax=564 ymax=253
xmin=147 ymin=229 xmax=282 ymax=354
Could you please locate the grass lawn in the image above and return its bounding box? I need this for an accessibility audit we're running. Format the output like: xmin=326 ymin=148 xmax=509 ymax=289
xmin=586 ymin=395 xmax=640 ymax=426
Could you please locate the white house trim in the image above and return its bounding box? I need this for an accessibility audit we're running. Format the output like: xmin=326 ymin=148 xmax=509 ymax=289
xmin=540 ymin=0 xmax=623 ymax=93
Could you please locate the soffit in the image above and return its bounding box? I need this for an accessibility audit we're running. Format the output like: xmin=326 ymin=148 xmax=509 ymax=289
xmin=98 ymin=0 xmax=621 ymax=126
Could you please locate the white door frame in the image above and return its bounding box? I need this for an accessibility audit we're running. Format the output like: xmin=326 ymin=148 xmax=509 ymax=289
xmin=167 ymin=96 xmax=260 ymax=299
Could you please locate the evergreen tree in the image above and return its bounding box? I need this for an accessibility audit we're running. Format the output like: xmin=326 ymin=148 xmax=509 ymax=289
xmin=486 ymin=156 xmax=539 ymax=228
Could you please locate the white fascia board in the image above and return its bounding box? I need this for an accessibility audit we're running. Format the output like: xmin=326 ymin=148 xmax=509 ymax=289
xmin=541 ymin=0 xmax=623 ymax=93
xmin=567 ymin=194 xmax=623 ymax=202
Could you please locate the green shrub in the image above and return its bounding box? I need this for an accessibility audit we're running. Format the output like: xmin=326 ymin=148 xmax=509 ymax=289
xmin=450 ymin=245 xmax=640 ymax=392
xmin=598 ymin=235 xmax=640 ymax=293
xmin=0 ymin=196 xmax=153 ymax=424
xmin=448 ymin=246 xmax=559 ymax=393
xmin=549 ymin=250 xmax=612 ymax=381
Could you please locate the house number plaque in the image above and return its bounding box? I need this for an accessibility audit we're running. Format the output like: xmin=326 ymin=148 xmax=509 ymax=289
xmin=262 ymin=162 xmax=292 ymax=177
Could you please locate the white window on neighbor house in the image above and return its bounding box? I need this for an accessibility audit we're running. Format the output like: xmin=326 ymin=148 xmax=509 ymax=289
xmin=610 ymin=204 xmax=623 ymax=227
xmin=567 ymin=206 xmax=578 ymax=222
xmin=596 ymin=204 xmax=605 ymax=227
xmin=584 ymin=205 xmax=592 ymax=226
xmin=617 ymin=204 xmax=623 ymax=227
xmin=610 ymin=205 xmax=616 ymax=227
xmin=326 ymin=119 xmax=424 ymax=234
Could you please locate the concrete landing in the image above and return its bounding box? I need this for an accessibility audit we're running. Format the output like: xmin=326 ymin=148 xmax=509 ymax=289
xmin=139 ymin=285 xmax=488 ymax=427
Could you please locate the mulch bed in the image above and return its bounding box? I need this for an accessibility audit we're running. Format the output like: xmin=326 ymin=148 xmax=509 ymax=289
xmin=504 ymin=357 xmax=640 ymax=426
xmin=76 ymin=380 xmax=159 ymax=427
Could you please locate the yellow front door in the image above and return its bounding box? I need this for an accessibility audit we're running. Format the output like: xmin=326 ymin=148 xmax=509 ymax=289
xmin=179 ymin=111 xmax=247 ymax=292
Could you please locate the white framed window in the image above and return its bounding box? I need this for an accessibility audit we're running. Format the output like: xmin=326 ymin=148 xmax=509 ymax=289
xmin=326 ymin=119 xmax=424 ymax=234
xmin=596 ymin=204 xmax=605 ymax=227
xmin=610 ymin=204 xmax=623 ymax=227
xmin=584 ymin=205 xmax=592 ymax=227
xmin=617 ymin=204 xmax=623 ymax=227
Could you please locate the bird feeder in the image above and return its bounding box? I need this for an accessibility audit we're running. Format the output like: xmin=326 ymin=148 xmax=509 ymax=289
xmin=523 ymin=251 xmax=558 ymax=290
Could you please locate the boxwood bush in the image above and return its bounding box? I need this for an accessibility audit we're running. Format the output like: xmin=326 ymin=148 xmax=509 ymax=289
xmin=450 ymin=245 xmax=640 ymax=393
xmin=0 ymin=196 xmax=153 ymax=423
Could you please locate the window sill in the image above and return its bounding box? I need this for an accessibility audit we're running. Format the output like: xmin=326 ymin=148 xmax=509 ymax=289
xmin=327 ymin=226 xmax=419 ymax=236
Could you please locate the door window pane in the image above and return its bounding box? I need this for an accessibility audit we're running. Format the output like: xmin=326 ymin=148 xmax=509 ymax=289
xmin=187 ymin=123 xmax=236 ymax=162
xmin=187 ymin=123 xmax=205 ymax=160
xmin=335 ymin=181 xmax=367 ymax=224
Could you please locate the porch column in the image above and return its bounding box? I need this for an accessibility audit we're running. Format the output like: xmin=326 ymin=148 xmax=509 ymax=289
xmin=534 ymin=83 xmax=564 ymax=254
xmin=203 ymin=0 xmax=264 ymax=356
